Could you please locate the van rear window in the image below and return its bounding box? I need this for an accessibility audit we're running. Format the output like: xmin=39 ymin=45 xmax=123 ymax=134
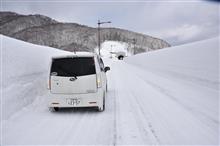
xmin=51 ymin=57 xmax=96 ymax=77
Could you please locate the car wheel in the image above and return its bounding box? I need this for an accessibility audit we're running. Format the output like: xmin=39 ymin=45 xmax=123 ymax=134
xmin=103 ymin=95 xmax=105 ymax=110
xmin=54 ymin=107 xmax=59 ymax=111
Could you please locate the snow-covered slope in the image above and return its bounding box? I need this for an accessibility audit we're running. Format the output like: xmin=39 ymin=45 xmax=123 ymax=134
xmin=1 ymin=35 xmax=219 ymax=145
xmin=1 ymin=35 xmax=71 ymax=119
xmin=125 ymin=37 xmax=220 ymax=85
xmin=1 ymin=35 xmax=70 ymax=83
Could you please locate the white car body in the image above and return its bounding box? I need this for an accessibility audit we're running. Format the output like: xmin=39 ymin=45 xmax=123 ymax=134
xmin=48 ymin=52 xmax=110 ymax=112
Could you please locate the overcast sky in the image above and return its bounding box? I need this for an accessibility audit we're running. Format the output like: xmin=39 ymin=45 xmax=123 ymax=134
xmin=1 ymin=0 xmax=219 ymax=45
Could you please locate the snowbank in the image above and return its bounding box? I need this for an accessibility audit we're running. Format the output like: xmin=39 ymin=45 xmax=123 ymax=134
xmin=1 ymin=35 xmax=71 ymax=86
xmin=125 ymin=37 xmax=220 ymax=88
xmin=1 ymin=35 xmax=71 ymax=119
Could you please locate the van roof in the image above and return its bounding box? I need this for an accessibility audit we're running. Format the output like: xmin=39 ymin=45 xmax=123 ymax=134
xmin=52 ymin=52 xmax=96 ymax=59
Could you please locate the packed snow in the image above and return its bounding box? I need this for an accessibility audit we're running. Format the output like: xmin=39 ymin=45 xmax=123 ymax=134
xmin=1 ymin=35 xmax=219 ymax=145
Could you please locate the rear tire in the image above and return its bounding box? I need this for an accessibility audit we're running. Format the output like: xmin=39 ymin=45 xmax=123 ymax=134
xmin=49 ymin=107 xmax=59 ymax=112
xmin=54 ymin=107 xmax=59 ymax=111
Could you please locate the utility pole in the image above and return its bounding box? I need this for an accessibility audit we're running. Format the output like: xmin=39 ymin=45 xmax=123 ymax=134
xmin=126 ymin=38 xmax=137 ymax=55
xmin=129 ymin=38 xmax=137 ymax=55
xmin=132 ymin=38 xmax=137 ymax=55
xmin=97 ymin=20 xmax=111 ymax=55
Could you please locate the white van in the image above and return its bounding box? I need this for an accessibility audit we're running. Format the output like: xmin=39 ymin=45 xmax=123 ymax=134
xmin=48 ymin=52 xmax=110 ymax=112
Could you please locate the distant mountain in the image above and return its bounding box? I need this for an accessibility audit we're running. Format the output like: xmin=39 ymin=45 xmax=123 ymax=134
xmin=0 ymin=11 xmax=171 ymax=53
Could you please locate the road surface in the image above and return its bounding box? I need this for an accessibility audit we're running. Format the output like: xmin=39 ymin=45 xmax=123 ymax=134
xmin=2 ymin=59 xmax=218 ymax=145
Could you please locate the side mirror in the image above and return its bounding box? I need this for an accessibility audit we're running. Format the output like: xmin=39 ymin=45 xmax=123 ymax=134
xmin=104 ymin=66 xmax=110 ymax=72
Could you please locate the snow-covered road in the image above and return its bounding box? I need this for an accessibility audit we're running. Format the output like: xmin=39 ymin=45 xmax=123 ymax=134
xmin=2 ymin=59 xmax=218 ymax=145
xmin=1 ymin=35 xmax=219 ymax=145
xmin=111 ymin=61 xmax=218 ymax=145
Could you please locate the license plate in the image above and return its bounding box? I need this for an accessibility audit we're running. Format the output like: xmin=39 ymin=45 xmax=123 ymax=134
xmin=67 ymin=98 xmax=80 ymax=105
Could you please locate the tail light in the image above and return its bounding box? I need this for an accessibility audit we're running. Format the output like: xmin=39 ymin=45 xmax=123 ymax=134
xmin=96 ymin=74 xmax=102 ymax=88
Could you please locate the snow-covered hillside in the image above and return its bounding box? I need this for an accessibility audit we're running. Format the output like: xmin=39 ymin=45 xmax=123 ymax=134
xmin=1 ymin=35 xmax=219 ymax=145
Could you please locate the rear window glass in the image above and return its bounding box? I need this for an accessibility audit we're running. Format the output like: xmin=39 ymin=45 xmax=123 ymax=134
xmin=51 ymin=57 xmax=96 ymax=77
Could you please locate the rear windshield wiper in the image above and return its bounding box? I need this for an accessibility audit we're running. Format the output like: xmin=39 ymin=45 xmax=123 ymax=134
xmin=72 ymin=74 xmax=77 ymax=79
xmin=69 ymin=74 xmax=78 ymax=81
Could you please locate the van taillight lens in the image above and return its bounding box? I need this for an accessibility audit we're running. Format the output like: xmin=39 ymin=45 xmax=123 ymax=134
xmin=97 ymin=75 xmax=102 ymax=88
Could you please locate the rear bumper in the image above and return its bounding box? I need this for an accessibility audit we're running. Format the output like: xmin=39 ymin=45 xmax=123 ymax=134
xmin=48 ymin=89 xmax=103 ymax=108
